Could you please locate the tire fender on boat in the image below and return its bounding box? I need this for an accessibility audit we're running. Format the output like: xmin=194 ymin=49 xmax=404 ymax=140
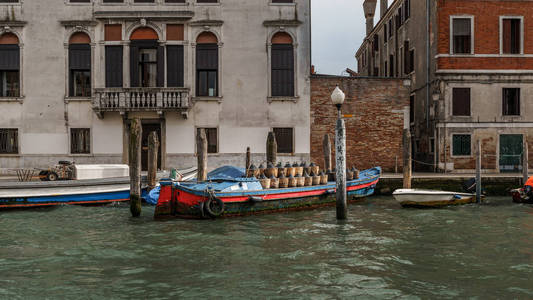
xmin=204 ymin=195 xmax=225 ymax=218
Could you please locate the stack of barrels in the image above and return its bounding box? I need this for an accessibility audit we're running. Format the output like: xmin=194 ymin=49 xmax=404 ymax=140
xmin=246 ymin=162 xmax=359 ymax=190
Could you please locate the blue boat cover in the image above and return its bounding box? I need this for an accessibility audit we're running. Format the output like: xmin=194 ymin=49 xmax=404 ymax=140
xmin=207 ymin=166 xmax=246 ymax=181
xmin=145 ymin=186 xmax=160 ymax=205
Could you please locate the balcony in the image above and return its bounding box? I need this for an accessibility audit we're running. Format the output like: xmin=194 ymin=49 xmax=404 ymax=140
xmin=93 ymin=87 xmax=190 ymax=118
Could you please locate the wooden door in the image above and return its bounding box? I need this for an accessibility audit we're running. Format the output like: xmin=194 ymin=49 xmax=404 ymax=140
xmin=141 ymin=123 xmax=161 ymax=171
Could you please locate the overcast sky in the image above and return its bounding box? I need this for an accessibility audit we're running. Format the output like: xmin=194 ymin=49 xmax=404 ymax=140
xmin=311 ymin=0 xmax=385 ymax=75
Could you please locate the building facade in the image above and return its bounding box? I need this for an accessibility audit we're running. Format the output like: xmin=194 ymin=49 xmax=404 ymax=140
xmin=356 ymin=0 xmax=532 ymax=173
xmin=0 ymin=0 xmax=311 ymax=172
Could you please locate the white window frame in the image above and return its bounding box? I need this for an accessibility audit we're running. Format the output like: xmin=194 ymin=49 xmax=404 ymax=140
xmin=499 ymin=16 xmax=524 ymax=55
xmin=449 ymin=15 xmax=474 ymax=55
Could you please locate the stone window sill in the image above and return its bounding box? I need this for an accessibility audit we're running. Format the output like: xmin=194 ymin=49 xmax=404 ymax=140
xmin=192 ymin=96 xmax=222 ymax=103
xmin=0 ymin=97 xmax=24 ymax=103
xmin=268 ymin=96 xmax=299 ymax=103
xmin=65 ymin=97 xmax=92 ymax=103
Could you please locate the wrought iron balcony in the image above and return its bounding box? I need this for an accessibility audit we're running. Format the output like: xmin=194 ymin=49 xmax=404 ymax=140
xmin=93 ymin=87 xmax=190 ymax=118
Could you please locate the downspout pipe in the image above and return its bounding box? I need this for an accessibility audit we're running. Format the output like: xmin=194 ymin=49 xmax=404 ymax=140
xmin=426 ymin=0 xmax=431 ymax=129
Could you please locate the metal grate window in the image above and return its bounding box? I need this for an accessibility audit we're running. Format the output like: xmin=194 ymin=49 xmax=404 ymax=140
xmin=0 ymin=128 xmax=18 ymax=154
xmin=71 ymin=128 xmax=91 ymax=154
xmin=273 ymin=128 xmax=293 ymax=154
xmin=197 ymin=128 xmax=218 ymax=154
xmin=453 ymin=134 xmax=471 ymax=156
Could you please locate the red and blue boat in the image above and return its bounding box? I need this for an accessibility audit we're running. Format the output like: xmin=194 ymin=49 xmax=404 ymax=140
xmin=154 ymin=166 xmax=381 ymax=219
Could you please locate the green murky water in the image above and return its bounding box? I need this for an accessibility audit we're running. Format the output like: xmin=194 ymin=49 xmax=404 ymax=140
xmin=1 ymin=197 xmax=532 ymax=299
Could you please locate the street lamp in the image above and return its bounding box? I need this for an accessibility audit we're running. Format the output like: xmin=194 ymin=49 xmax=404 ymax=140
xmin=331 ymin=85 xmax=347 ymax=220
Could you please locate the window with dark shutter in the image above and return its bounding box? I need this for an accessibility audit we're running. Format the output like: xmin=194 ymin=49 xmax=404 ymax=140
xmin=71 ymin=128 xmax=91 ymax=154
xmin=105 ymin=46 xmax=123 ymax=88
xmin=167 ymin=45 xmax=184 ymax=87
xmin=197 ymin=128 xmax=218 ymax=153
xmin=503 ymin=88 xmax=520 ymax=116
xmin=452 ymin=88 xmax=471 ymax=116
xmin=273 ymin=128 xmax=293 ymax=154
xmin=502 ymin=18 xmax=521 ymax=54
xmin=69 ymin=43 xmax=91 ymax=97
xmin=129 ymin=27 xmax=162 ymax=88
xmin=0 ymin=33 xmax=20 ymax=97
xmin=403 ymin=41 xmax=410 ymax=74
xmin=196 ymin=43 xmax=218 ymax=96
xmin=452 ymin=18 xmax=472 ymax=54
xmin=271 ymin=44 xmax=294 ymax=96
xmin=453 ymin=135 xmax=471 ymax=156
xmin=0 ymin=128 xmax=18 ymax=154
xmin=389 ymin=54 xmax=394 ymax=77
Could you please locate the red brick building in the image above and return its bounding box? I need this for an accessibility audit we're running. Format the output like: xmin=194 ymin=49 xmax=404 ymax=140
xmin=356 ymin=0 xmax=533 ymax=173
xmin=310 ymin=75 xmax=410 ymax=172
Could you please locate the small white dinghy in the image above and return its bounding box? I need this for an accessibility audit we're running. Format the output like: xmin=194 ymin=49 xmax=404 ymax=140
xmin=393 ymin=189 xmax=479 ymax=208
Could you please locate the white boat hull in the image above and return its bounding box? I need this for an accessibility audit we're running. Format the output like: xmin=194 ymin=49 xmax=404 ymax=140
xmin=393 ymin=189 xmax=478 ymax=207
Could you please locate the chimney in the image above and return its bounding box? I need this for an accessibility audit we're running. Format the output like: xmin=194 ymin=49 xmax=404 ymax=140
xmin=363 ymin=0 xmax=377 ymax=36
xmin=380 ymin=0 xmax=388 ymax=18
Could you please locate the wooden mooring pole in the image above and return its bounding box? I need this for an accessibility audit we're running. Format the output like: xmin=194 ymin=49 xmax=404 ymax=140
xmin=197 ymin=129 xmax=208 ymax=182
xmin=147 ymin=131 xmax=159 ymax=192
xmin=323 ymin=134 xmax=332 ymax=171
xmin=476 ymin=139 xmax=482 ymax=203
xmin=245 ymin=147 xmax=251 ymax=171
xmin=129 ymin=118 xmax=142 ymax=217
xmin=523 ymin=138 xmax=529 ymax=185
xmin=335 ymin=113 xmax=347 ymax=220
xmin=402 ymin=129 xmax=412 ymax=189
xmin=267 ymin=131 xmax=277 ymax=165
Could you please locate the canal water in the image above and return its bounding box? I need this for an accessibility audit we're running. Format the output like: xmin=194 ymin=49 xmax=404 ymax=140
xmin=1 ymin=197 xmax=532 ymax=299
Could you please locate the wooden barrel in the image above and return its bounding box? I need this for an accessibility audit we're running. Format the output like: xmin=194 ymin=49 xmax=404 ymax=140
xmin=312 ymin=175 xmax=321 ymax=185
xmin=270 ymin=176 xmax=279 ymax=189
xmin=305 ymin=175 xmax=314 ymax=186
xmin=310 ymin=162 xmax=319 ymax=176
xmin=285 ymin=162 xmax=295 ymax=178
xmin=258 ymin=164 xmax=266 ymax=177
xmin=278 ymin=173 xmax=289 ymax=188
xmin=265 ymin=166 xmax=278 ymax=178
xmin=247 ymin=163 xmax=257 ymax=178
xmin=320 ymin=172 xmax=329 ymax=185
xmin=288 ymin=175 xmax=297 ymax=187
xmin=297 ymin=176 xmax=305 ymax=187
xmin=259 ymin=177 xmax=271 ymax=189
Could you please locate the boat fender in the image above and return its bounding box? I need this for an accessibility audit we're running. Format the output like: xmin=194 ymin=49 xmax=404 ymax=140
xmin=453 ymin=195 xmax=462 ymax=200
xmin=204 ymin=196 xmax=225 ymax=218
xmin=248 ymin=196 xmax=263 ymax=203
xmin=325 ymin=189 xmax=335 ymax=195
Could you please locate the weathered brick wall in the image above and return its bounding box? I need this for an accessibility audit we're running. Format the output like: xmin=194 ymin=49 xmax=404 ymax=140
xmin=310 ymin=76 xmax=410 ymax=173
xmin=437 ymin=0 xmax=533 ymax=70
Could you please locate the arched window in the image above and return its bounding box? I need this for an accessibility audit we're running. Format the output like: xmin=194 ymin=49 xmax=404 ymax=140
xmin=69 ymin=32 xmax=91 ymax=97
xmin=130 ymin=27 xmax=163 ymax=87
xmin=271 ymin=32 xmax=294 ymax=97
xmin=0 ymin=33 xmax=20 ymax=97
xmin=196 ymin=32 xmax=218 ymax=97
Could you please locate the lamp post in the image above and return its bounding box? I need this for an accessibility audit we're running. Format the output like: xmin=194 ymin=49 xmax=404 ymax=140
xmin=331 ymin=85 xmax=347 ymax=220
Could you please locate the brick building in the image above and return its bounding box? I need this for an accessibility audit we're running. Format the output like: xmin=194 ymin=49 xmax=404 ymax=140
xmin=356 ymin=0 xmax=533 ymax=173
xmin=0 ymin=0 xmax=311 ymax=172
xmin=310 ymin=75 xmax=410 ymax=172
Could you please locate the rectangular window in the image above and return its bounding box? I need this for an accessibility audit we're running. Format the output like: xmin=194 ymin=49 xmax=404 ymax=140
xmin=272 ymin=0 xmax=293 ymax=2
xmin=271 ymin=44 xmax=294 ymax=97
xmin=453 ymin=134 xmax=471 ymax=156
xmin=409 ymin=49 xmax=414 ymax=73
xmin=167 ymin=45 xmax=184 ymax=87
xmin=196 ymin=44 xmax=218 ymax=96
xmin=139 ymin=48 xmax=157 ymax=87
xmin=197 ymin=0 xmax=218 ymax=3
xmin=0 ymin=0 xmax=19 ymax=2
xmin=403 ymin=41 xmax=410 ymax=74
xmin=134 ymin=0 xmax=155 ymax=2
xmin=452 ymin=88 xmax=471 ymax=116
xmin=373 ymin=34 xmax=379 ymax=51
xmin=165 ymin=0 xmax=186 ymax=2
xmin=409 ymin=95 xmax=414 ymax=123
xmin=502 ymin=18 xmax=521 ymax=54
xmin=69 ymin=44 xmax=91 ymax=97
xmin=273 ymin=128 xmax=294 ymax=154
xmin=388 ymin=19 xmax=393 ymax=38
xmin=196 ymin=128 xmax=218 ymax=153
xmin=70 ymin=0 xmax=90 ymax=2
xmin=71 ymin=128 xmax=90 ymax=154
xmin=0 ymin=45 xmax=20 ymax=97
xmin=103 ymin=0 xmax=123 ymax=2
xmin=105 ymin=46 xmax=123 ymax=88
xmin=130 ymin=42 xmax=163 ymax=88
xmin=404 ymin=0 xmax=410 ymax=20
xmin=384 ymin=24 xmax=387 ymax=43
xmin=452 ymin=18 xmax=472 ymax=54
xmin=389 ymin=54 xmax=394 ymax=76
xmin=0 ymin=128 xmax=18 ymax=154
xmin=503 ymin=88 xmax=520 ymax=116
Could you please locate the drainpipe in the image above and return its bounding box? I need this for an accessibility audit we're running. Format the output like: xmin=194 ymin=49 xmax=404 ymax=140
xmin=426 ymin=0 xmax=431 ymax=129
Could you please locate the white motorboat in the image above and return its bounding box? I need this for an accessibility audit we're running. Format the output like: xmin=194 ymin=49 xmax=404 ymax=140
xmin=393 ymin=189 xmax=479 ymax=207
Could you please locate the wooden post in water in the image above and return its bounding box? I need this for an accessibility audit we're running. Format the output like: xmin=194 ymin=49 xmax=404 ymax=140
xmin=129 ymin=118 xmax=142 ymax=217
xmin=402 ymin=129 xmax=412 ymax=189
xmin=197 ymin=129 xmax=208 ymax=182
xmin=323 ymin=134 xmax=332 ymax=171
xmin=245 ymin=147 xmax=251 ymax=171
xmin=476 ymin=139 xmax=482 ymax=203
xmin=147 ymin=131 xmax=159 ymax=192
xmin=523 ymin=137 xmax=529 ymax=185
xmin=267 ymin=131 xmax=277 ymax=165
xmin=335 ymin=114 xmax=347 ymax=220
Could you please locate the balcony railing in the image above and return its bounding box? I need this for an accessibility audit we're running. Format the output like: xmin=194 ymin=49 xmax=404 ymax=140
xmin=93 ymin=87 xmax=190 ymax=118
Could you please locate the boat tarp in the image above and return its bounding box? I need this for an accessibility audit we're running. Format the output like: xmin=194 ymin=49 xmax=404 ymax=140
xmin=207 ymin=166 xmax=246 ymax=181
xmin=145 ymin=186 xmax=160 ymax=205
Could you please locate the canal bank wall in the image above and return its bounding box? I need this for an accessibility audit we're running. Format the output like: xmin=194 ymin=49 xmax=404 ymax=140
xmin=377 ymin=173 xmax=524 ymax=196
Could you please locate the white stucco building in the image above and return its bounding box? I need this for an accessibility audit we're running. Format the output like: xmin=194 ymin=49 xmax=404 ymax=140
xmin=0 ymin=0 xmax=311 ymax=171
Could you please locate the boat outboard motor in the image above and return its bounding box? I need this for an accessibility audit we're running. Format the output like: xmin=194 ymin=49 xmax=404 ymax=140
xmin=463 ymin=178 xmax=476 ymax=193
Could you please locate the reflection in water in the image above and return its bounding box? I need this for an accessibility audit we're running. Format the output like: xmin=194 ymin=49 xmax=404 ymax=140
xmin=1 ymin=197 xmax=532 ymax=298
